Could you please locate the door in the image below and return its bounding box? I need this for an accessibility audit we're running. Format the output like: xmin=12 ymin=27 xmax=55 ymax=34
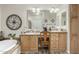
xmin=70 ymin=4 xmax=79 ymax=53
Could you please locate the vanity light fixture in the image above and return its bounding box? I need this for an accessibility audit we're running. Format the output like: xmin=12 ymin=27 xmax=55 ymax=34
xmin=49 ymin=8 xmax=60 ymax=13
xmin=36 ymin=8 xmax=40 ymax=15
xmin=31 ymin=8 xmax=41 ymax=15
xmin=32 ymin=8 xmax=36 ymax=13
xmin=49 ymin=8 xmax=54 ymax=13
xmin=37 ymin=8 xmax=40 ymax=13
xmin=54 ymin=8 xmax=60 ymax=13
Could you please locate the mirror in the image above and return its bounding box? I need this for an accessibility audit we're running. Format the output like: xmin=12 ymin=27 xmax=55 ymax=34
xmin=61 ymin=11 xmax=67 ymax=26
xmin=27 ymin=7 xmax=67 ymax=31
xmin=27 ymin=9 xmax=58 ymax=31
xmin=27 ymin=10 xmax=43 ymax=31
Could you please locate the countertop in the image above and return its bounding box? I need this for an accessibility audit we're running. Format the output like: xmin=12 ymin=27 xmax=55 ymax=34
xmin=21 ymin=33 xmax=40 ymax=35
xmin=21 ymin=31 xmax=67 ymax=35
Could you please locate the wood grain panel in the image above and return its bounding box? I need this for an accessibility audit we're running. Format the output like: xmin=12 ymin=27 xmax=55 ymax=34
xmin=50 ymin=32 xmax=67 ymax=53
xmin=59 ymin=33 xmax=67 ymax=51
xmin=20 ymin=35 xmax=30 ymax=53
xmin=70 ymin=4 xmax=79 ymax=53
xmin=30 ymin=35 xmax=38 ymax=52
xmin=20 ymin=35 xmax=38 ymax=53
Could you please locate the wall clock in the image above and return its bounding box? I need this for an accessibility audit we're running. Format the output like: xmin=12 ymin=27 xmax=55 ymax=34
xmin=6 ymin=14 xmax=22 ymax=30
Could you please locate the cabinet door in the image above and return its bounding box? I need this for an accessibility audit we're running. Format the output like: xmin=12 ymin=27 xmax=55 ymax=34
xmin=21 ymin=35 xmax=30 ymax=53
xmin=30 ymin=35 xmax=38 ymax=52
xmin=50 ymin=33 xmax=59 ymax=52
xmin=59 ymin=33 xmax=67 ymax=51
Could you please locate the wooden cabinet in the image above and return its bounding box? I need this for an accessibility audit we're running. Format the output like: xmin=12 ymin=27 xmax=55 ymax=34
xmin=20 ymin=35 xmax=30 ymax=53
xmin=50 ymin=33 xmax=59 ymax=51
xmin=30 ymin=35 xmax=38 ymax=52
xmin=70 ymin=4 xmax=79 ymax=53
xmin=20 ymin=35 xmax=38 ymax=53
xmin=50 ymin=32 xmax=67 ymax=53
xmin=20 ymin=32 xmax=66 ymax=53
xmin=59 ymin=33 xmax=67 ymax=51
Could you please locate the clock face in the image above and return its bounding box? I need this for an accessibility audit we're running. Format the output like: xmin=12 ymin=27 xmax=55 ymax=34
xmin=6 ymin=14 xmax=22 ymax=30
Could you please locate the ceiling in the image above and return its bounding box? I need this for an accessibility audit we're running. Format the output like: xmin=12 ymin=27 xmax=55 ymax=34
xmin=0 ymin=4 xmax=68 ymax=9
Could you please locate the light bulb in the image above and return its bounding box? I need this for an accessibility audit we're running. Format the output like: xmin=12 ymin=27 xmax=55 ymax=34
xmin=50 ymin=8 xmax=54 ymax=13
xmin=32 ymin=8 xmax=36 ymax=13
xmin=36 ymin=8 xmax=40 ymax=15
xmin=54 ymin=8 xmax=59 ymax=13
xmin=37 ymin=8 xmax=40 ymax=13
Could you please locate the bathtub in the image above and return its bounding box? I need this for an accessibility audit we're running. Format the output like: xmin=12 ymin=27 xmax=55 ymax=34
xmin=0 ymin=40 xmax=21 ymax=54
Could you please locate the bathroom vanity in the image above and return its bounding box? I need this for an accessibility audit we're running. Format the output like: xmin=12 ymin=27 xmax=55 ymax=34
xmin=20 ymin=32 xmax=67 ymax=53
xmin=50 ymin=32 xmax=67 ymax=53
xmin=20 ymin=33 xmax=39 ymax=53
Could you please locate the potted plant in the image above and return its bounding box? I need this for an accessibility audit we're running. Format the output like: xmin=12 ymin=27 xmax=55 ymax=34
xmin=8 ymin=33 xmax=16 ymax=40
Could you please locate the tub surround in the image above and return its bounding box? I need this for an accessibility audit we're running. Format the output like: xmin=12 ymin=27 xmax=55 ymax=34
xmin=0 ymin=40 xmax=20 ymax=54
xmin=4 ymin=44 xmax=20 ymax=54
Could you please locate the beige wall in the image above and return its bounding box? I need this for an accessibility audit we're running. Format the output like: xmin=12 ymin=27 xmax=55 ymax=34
xmin=0 ymin=5 xmax=1 ymax=31
xmin=1 ymin=5 xmax=28 ymax=37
